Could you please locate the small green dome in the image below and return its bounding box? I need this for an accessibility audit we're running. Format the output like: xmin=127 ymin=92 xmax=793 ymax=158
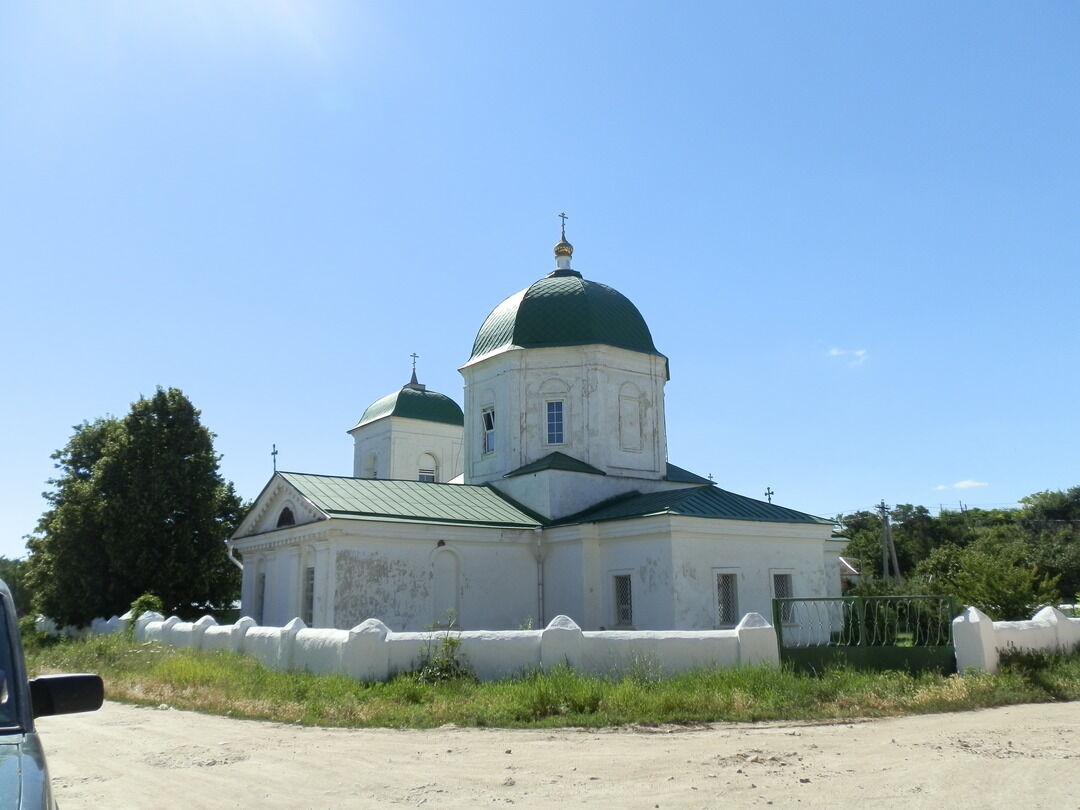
xmin=469 ymin=271 xmax=661 ymax=361
xmin=352 ymin=384 xmax=464 ymax=430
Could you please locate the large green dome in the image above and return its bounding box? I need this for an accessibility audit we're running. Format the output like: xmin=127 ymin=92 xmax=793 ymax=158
xmin=469 ymin=270 xmax=661 ymax=361
xmin=351 ymin=382 xmax=464 ymax=430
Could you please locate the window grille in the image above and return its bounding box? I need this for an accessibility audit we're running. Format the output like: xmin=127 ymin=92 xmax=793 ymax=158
xmin=276 ymin=507 xmax=295 ymax=528
xmin=546 ymin=401 xmax=564 ymax=444
xmin=482 ymin=408 xmax=496 ymax=454
xmin=302 ymin=566 xmax=315 ymax=626
xmin=418 ymin=468 xmax=436 ymax=483
xmin=716 ymin=572 xmax=738 ymax=626
xmin=773 ymin=572 xmax=794 ymax=623
xmin=614 ymin=574 xmax=633 ymax=626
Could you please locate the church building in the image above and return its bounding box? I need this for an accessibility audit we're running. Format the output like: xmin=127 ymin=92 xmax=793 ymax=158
xmin=230 ymin=228 xmax=844 ymax=631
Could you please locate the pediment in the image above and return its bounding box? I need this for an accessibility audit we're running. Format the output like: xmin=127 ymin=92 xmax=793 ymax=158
xmin=233 ymin=475 xmax=328 ymax=538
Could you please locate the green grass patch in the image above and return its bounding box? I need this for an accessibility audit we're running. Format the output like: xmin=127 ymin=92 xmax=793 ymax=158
xmin=25 ymin=635 xmax=1080 ymax=729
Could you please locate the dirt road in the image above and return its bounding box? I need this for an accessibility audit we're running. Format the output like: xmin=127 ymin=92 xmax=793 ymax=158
xmin=38 ymin=701 xmax=1079 ymax=809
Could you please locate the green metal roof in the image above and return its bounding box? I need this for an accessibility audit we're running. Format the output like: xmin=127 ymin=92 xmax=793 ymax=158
xmin=278 ymin=472 xmax=541 ymax=528
xmin=664 ymin=463 xmax=712 ymax=484
xmin=555 ymin=485 xmax=833 ymax=527
xmin=470 ymin=272 xmax=662 ymax=361
xmin=351 ymin=385 xmax=464 ymax=430
xmin=503 ymin=451 xmax=607 ymax=479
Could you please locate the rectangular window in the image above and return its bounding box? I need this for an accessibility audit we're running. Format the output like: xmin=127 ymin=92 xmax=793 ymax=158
xmin=255 ymin=572 xmax=266 ymax=625
xmin=481 ymin=407 xmax=496 ymax=454
xmin=716 ymin=572 xmax=739 ymax=627
xmin=614 ymin=574 xmax=633 ymax=626
xmin=546 ymin=400 xmax=564 ymax=444
xmin=773 ymin=572 xmax=794 ymax=624
xmin=302 ymin=566 xmax=315 ymax=626
xmin=418 ymin=468 xmax=436 ymax=483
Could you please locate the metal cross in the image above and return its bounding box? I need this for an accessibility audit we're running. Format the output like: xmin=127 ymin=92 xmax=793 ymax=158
xmin=271 ymin=443 xmax=278 ymax=472
xmin=764 ymin=487 xmax=774 ymax=503
xmin=558 ymin=212 xmax=568 ymax=237
xmin=410 ymin=352 xmax=419 ymax=371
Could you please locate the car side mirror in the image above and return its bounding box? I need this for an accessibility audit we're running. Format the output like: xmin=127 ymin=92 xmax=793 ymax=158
xmin=29 ymin=674 xmax=104 ymax=718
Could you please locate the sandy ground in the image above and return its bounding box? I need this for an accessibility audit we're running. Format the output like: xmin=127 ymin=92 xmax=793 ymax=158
xmin=37 ymin=700 xmax=1080 ymax=809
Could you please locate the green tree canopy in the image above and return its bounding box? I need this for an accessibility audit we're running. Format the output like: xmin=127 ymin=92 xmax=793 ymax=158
xmin=26 ymin=388 xmax=245 ymax=625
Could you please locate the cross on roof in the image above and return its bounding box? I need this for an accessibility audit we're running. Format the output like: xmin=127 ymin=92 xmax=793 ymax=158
xmin=410 ymin=352 xmax=419 ymax=371
xmin=558 ymin=212 xmax=568 ymax=238
xmin=764 ymin=487 xmax=774 ymax=504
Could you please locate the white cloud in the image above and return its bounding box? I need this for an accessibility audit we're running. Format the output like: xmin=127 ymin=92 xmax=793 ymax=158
xmin=828 ymin=348 xmax=868 ymax=366
xmin=934 ymin=480 xmax=989 ymax=491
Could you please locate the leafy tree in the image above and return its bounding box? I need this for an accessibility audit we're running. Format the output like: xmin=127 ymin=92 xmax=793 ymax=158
xmin=0 ymin=557 xmax=32 ymax=616
xmin=26 ymin=389 xmax=245 ymax=625
xmin=912 ymin=527 xmax=1060 ymax=620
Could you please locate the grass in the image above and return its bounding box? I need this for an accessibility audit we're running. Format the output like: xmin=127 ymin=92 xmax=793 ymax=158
xmin=24 ymin=635 xmax=1080 ymax=729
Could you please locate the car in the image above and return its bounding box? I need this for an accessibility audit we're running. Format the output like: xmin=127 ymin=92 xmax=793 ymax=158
xmin=0 ymin=580 xmax=103 ymax=810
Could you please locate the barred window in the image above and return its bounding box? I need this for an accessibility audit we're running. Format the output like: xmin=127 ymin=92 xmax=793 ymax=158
xmin=773 ymin=572 xmax=794 ymax=623
xmin=302 ymin=566 xmax=315 ymax=626
xmin=614 ymin=574 xmax=633 ymax=626
xmin=418 ymin=468 xmax=436 ymax=483
xmin=716 ymin=572 xmax=739 ymax=626
xmin=276 ymin=507 xmax=295 ymax=528
xmin=546 ymin=401 xmax=564 ymax=444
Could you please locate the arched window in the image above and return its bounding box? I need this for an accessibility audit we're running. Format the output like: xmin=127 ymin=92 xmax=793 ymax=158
xmin=418 ymin=452 xmax=438 ymax=483
xmin=276 ymin=507 xmax=295 ymax=528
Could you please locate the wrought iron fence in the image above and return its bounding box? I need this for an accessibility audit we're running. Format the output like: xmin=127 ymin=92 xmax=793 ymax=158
xmin=772 ymin=596 xmax=959 ymax=650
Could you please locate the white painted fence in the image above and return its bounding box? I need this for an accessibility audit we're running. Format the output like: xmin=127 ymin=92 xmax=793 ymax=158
xmin=113 ymin=612 xmax=780 ymax=682
xmin=43 ymin=604 xmax=1080 ymax=680
xmin=952 ymin=606 xmax=1080 ymax=674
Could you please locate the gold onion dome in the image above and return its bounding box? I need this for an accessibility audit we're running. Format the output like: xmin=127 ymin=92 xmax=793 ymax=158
xmin=554 ymin=237 xmax=574 ymax=258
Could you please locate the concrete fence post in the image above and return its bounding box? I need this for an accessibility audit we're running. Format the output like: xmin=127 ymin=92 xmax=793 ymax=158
xmin=134 ymin=611 xmax=164 ymax=642
xmin=343 ymin=619 xmax=391 ymax=682
xmin=191 ymin=615 xmax=218 ymax=650
xmin=953 ymin=606 xmax=999 ymax=674
xmin=540 ymin=615 xmax=583 ymax=671
xmin=736 ymin=612 xmax=780 ymax=667
xmin=281 ymin=617 xmax=306 ymax=671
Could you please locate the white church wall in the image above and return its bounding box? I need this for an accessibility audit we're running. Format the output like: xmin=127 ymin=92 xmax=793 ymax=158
xmin=596 ymin=534 xmax=676 ymax=630
xmin=494 ymin=468 xmax=697 ymax=521
xmin=330 ymin=524 xmax=538 ymax=632
xmin=132 ymin=613 xmax=780 ymax=682
xmin=461 ymin=345 xmax=668 ymax=487
xmin=541 ymin=540 xmax=586 ymax=626
xmin=669 ymin=521 xmax=833 ymax=631
xmin=350 ymin=417 xmax=463 ymax=482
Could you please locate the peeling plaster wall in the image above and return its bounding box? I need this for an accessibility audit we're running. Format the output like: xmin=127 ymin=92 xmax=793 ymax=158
xmin=327 ymin=525 xmax=538 ymax=632
xmin=669 ymin=522 xmax=832 ymax=630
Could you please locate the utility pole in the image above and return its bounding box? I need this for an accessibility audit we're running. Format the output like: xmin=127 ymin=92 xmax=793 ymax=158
xmin=876 ymin=500 xmax=900 ymax=581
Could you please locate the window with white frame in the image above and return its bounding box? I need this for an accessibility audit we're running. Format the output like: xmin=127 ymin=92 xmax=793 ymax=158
xmin=302 ymin=566 xmax=315 ymax=626
xmin=716 ymin=571 xmax=739 ymax=627
xmin=772 ymin=572 xmax=795 ymax=624
xmin=418 ymin=452 xmax=438 ymax=482
xmin=613 ymin=574 xmax=633 ymax=626
xmin=545 ymin=400 xmax=564 ymax=445
xmin=481 ymin=407 xmax=496 ymax=454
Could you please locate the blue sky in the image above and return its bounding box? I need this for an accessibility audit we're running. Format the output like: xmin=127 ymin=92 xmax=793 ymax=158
xmin=2 ymin=2 xmax=1078 ymax=559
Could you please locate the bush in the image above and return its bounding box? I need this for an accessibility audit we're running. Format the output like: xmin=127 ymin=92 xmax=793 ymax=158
xmin=127 ymin=593 xmax=164 ymax=637
xmin=18 ymin=615 xmax=58 ymax=650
